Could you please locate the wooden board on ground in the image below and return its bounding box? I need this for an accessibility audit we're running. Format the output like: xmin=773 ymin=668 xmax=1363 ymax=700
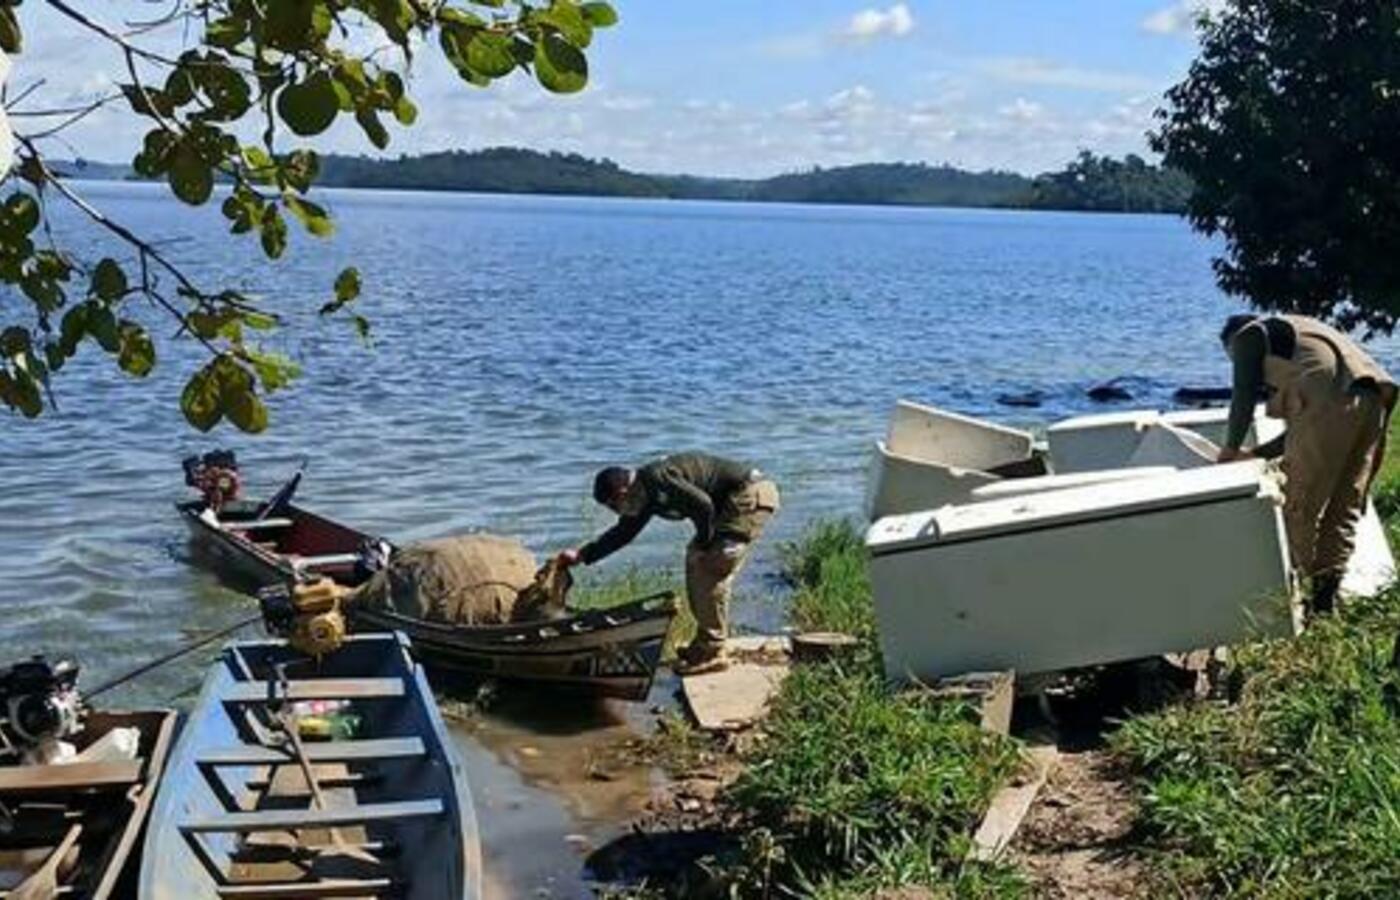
xmin=930 ymin=670 xmax=1015 ymax=735
xmin=968 ymin=745 xmax=1058 ymax=863
xmin=682 ymin=640 xmax=789 ymax=731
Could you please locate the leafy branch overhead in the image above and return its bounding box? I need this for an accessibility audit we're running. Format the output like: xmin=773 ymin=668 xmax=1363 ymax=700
xmin=0 ymin=0 xmax=617 ymax=431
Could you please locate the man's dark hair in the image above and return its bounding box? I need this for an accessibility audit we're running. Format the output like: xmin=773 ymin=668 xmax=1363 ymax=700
xmin=592 ymin=466 xmax=632 ymax=505
xmin=1220 ymin=313 xmax=1260 ymax=347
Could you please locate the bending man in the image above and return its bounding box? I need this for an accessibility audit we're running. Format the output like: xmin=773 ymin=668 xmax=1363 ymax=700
xmin=1218 ymin=314 xmax=1396 ymax=614
xmin=558 ymin=452 xmax=780 ymax=673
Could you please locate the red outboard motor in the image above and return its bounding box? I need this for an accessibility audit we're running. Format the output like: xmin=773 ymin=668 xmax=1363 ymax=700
xmin=183 ymin=449 xmax=242 ymax=512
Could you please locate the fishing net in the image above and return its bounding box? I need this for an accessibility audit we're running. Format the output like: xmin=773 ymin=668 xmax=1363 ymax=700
xmin=350 ymin=533 xmax=543 ymax=625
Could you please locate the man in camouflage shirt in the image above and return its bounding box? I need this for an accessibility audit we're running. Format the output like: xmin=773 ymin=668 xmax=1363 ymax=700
xmin=558 ymin=452 xmax=780 ymax=673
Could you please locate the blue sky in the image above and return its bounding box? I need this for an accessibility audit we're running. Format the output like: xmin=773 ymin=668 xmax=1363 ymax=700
xmin=12 ymin=1 xmax=1218 ymax=177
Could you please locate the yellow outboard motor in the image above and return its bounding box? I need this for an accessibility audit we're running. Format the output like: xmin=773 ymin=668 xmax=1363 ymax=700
xmin=259 ymin=578 xmax=348 ymax=659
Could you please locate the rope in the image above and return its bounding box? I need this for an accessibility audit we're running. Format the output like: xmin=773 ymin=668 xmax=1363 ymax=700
xmin=86 ymin=612 xmax=263 ymax=700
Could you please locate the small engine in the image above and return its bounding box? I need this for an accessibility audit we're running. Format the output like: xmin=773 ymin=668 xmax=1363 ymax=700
xmin=0 ymin=656 xmax=82 ymax=755
xmin=259 ymin=579 xmax=347 ymax=660
xmin=183 ymin=449 xmax=241 ymax=512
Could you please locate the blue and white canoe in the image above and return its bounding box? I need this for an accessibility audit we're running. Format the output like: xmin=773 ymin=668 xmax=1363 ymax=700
xmin=140 ymin=632 xmax=480 ymax=900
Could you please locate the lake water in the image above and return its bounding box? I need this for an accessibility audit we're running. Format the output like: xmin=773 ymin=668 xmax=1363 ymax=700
xmin=4 ymin=183 xmax=1397 ymax=895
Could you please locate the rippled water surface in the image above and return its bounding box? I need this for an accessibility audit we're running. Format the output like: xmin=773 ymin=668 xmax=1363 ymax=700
xmin=5 ymin=184 xmax=1398 ymax=894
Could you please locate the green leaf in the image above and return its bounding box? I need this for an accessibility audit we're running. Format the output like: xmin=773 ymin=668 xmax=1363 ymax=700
xmin=181 ymin=364 xmax=223 ymax=431
xmin=246 ymin=349 xmax=301 ymax=392
xmin=393 ymin=95 xmax=418 ymax=126
xmin=87 ymin=303 xmax=120 ymax=353
xmin=164 ymin=68 xmax=197 ymax=107
xmin=352 ymin=314 xmax=372 ymax=344
xmin=0 ymin=7 xmax=21 ymax=53
xmin=467 ymin=31 xmax=518 ymax=78
xmin=534 ymin=32 xmax=588 ymax=94
xmin=277 ymin=72 xmax=340 ymax=137
xmin=581 ymin=2 xmax=619 ymax=27
xmin=59 ymin=305 xmax=88 ymax=355
xmin=117 ymin=322 xmax=156 ymax=377
xmin=196 ymin=61 xmax=253 ymax=121
xmin=242 ymin=145 xmax=274 ymax=171
xmin=5 ymin=194 xmax=40 ymax=236
xmin=260 ymin=207 xmax=289 ymax=259
xmin=355 ymin=109 xmax=390 ymax=149
xmin=9 ymin=370 xmax=43 ymax=418
xmin=438 ymin=7 xmax=486 ymax=28
xmin=205 ymin=16 xmax=248 ymax=49
xmin=281 ymin=149 xmax=321 ymax=193
xmin=19 ymin=273 xmax=62 ymax=312
xmin=225 ymin=388 xmax=269 ymax=433
xmin=0 ymin=326 xmax=31 ymax=357
xmin=283 ymin=194 xmax=335 ymax=237
xmin=538 ymin=3 xmax=592 ymax=47
xmin=92 ymin=258 xmax=128 ymax=301
xmin=168 ymin=145 xmax=215 ymax=205
xmin=133 ymin=129 xmax=178 ymax=177
xmin=334 ymin=267 xmax=361 ymax=304
xmin=121 ymin=84 xmax=173 ymax=118
xmin=239 ymin=310 xmax=279 ymax=331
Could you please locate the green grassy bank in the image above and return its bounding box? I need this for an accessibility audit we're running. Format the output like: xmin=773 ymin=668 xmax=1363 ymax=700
xmin=709 ymin=521 xmax=1024 ymax=897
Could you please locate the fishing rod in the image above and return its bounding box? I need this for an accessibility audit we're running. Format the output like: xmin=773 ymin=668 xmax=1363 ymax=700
xmin=85 ymin=612 xmax=263 ymax=700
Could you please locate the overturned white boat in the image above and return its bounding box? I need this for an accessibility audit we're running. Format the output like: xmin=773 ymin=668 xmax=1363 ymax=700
xmin=864 ymin=400 xmax=1395 ymax=684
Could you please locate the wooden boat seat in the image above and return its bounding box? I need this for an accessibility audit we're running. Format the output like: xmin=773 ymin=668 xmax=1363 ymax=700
xmin=225 ymin=518 xmax=294 ymax=531
xmin=214 ymin=877 xmax=396 ymax=898
xmin=220 ymin=678 xmax=405 ymax=703
xmin=195 ymin=737 xmax=424 ymax=768
xmin=0 ymin=759 xmax=144 ymax=795
xmin=180 ymin=798 xmax=443 ymax=833
xmin=291 ymin=554 xmax=360 ymax=570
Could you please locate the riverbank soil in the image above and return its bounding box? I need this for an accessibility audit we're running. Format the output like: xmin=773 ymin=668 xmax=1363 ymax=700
xmin=1009 ymin=750 xmax=1144 ymax=899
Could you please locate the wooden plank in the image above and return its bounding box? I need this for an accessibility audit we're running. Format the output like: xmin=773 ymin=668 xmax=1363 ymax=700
xmin=967 ymin=745 xmax=1058 ymax=863
xmin=196 ymin=737 xmax=424 ymax=768
xmin=930 ymin=670 xmax=1016 ymax=735
xmin=215 ymin=877 xmax=395 ymax=898
xmin=0 ymin=760 xmax=143 ymax=794
xmin=225 ymin=519 xmax=294 ymax=531
xmin=246 ymin=772 xmax=380 ymax=793
xmin=681 ymin=661 xmax=788 ymax=731
xmin=181 ymin=798 xmax=443 ymax=833
xmin=221 ymin=679 xmax=404 ymax=703
xmin=291 ymin=554 xmax=360 ymax=570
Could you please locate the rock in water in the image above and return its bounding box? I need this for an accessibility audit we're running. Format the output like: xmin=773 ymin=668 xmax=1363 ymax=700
xmin=350 ymin=533 xmax=537 ymax=625
xmin=997 ymin=391 xmax=1044 ymax=408
xmin=1087 ymin=381 xmax=1133 ymax=402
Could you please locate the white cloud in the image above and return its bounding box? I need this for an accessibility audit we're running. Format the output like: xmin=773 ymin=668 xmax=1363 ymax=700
xmin=998 ymin=98 xmax=1044 ymax=122
xmin=975 ymin=57 xmax=1158 ymax=93
xmin=842 ymin=4 xmax=916 ymax=42
xmin=1142 ymin=0 xmax=1227 ymax=36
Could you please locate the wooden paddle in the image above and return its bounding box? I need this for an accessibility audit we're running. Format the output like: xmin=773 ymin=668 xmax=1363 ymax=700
xmin=274 ymin=709 xmax=377 ymax=867
xmin=9 ymin=823 xmax=81 ymax=900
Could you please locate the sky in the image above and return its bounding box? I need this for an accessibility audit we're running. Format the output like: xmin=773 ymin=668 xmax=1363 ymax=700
xmin=9 ymin=1 xmax=1221 ymax=178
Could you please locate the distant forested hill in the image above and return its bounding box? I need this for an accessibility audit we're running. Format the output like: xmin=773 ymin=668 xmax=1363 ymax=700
xmin=1025 ymin=152 xmax=1193 ymax=213
xmin=56 ymin=147 xmax=1190 ymax=214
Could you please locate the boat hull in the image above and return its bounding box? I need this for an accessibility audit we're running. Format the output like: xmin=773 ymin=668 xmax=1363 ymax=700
xmin=177 ymin=496 xmax=677 ymax=700
xmin=139 ymin=633 xmax=480 ymax=900
xmin=0 ymin=708 xmax=177 ymax=900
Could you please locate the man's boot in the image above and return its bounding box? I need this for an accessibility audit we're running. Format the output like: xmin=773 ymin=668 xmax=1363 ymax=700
xmin=1308 ymin=573 xmax=1341 ymax=618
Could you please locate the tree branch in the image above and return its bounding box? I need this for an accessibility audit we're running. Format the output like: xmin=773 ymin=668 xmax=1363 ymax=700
xmin=15 ymin=137 xmax=223 ymax=357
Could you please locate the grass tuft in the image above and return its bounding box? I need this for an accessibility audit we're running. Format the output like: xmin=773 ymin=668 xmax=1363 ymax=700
xmin=709 ymin=519 xmax=1023 ymax=897
xmin=1112 ymin=589 xmax=1400 ymax=897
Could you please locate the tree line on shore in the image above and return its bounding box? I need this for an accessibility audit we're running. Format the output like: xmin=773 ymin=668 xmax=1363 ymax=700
xmin=58 ymin=147 xmax=1193 ymax=214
